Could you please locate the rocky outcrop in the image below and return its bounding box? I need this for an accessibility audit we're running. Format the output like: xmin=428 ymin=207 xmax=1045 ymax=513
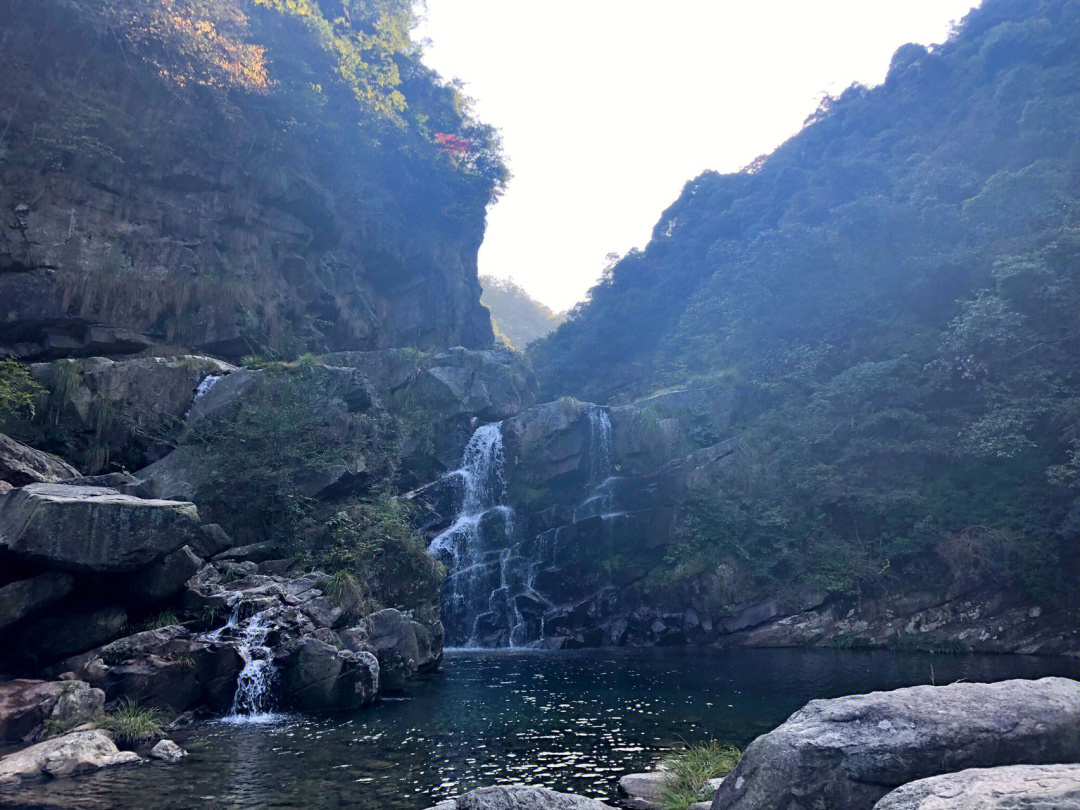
xmin=426 ymin=785 xmax=615 ymax=810
xmin=0 ymin=679 xmax=104 ymax=744
xmin=0 ymin=484 xmax=201 ymax=573
xmin=731 ymin=588 xmax=1079 ymax=656
xmin=0 ymin=434 xmax=78 ymax=487
xmin=325 ymin=347 xmax=536 ymax=480
xmin=0 ymin=1 xmax=495 ymax=364
xmin=26 ymin=356 xmax=235 ymax=471
xmin=0 ymin=728 xmax=140 ymax=786
xmin=709 ymin=677 xmax=1080 ymax=810
xmin=873 ymin=765 xmax=1080 ymax=810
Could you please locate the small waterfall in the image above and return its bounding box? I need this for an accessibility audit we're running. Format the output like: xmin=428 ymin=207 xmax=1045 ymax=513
xmin=575 ymin=408 xmax=624 ymax=521
xmin=184 ymin=373 xmax=223 ymax=419
xmin=429 ymin=423 xmax=514 ymax=646
xmin=214 ymin=605 xmax=279 ymax=723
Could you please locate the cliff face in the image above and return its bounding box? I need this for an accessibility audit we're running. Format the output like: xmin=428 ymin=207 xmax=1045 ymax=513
xmin=0 ymin=0 xmax=497 ymax=361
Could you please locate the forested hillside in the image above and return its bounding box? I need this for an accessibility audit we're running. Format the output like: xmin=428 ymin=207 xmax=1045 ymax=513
xmin=532 ymin=0 xmax=1080 ymax=603
xmin=0 ymin=0 xmax=506 ymax=360
xmin=480 ymin=276 xmax=564 ymax=348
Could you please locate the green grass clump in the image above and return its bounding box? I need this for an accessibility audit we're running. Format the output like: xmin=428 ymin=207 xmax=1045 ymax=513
xmin=658 ymin=742 xmax=742 ymax=810
xmin=143 ymin=610 xmax=180 ymax=630
xmin=99 ymin=698 xmax=165 ymax=745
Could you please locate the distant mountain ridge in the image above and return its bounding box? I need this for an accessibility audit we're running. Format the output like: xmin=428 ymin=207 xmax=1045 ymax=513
xmin=531 ymin=0 xmax=1080 ymax=608
xmin=480 ymin=276 xmax=564 ymax=349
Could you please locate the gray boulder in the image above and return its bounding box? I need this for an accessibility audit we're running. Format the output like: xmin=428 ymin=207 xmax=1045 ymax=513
xmin=281 ymin=635 xmax=379 ymax=712
xmin=70 ymin=626 xmax=243 ymax=713
xmin=711 ymin=677 xmax=1080 ymax=810
xmin=0 ymin=728 xmax=141 ymax=785
xmin=0 ymin=483 xmax=201 ymax=572
xmin=0 ymin=572 xmax=73 ymax=629
xmin=148 ymin=739 xmax=187 ymax=762
xmin=0 ymin=679 xmax=104 ymax=744
xmin=0 ymin=433 xmax=78 ymax=486
xmin=425 ymin=785 xmax=615 ymax=810
xmin=362 ymin=609 xmax=441 ymax=691
xmin=874 ymin=765 xmax=1080 ymax=810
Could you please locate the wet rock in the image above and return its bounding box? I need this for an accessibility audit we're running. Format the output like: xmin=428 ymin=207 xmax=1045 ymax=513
xmin=148 ymin=739 xmax=187 ymax=762
xmin=710 ymin=677 xmax=1080 ymax=810
xmin=0 ymin=729 xmax=141 ymax=785
xmin=0 ymin=433 xmax=78 ymax=487
xmin=873 ymin=764 xmax=1080 ymax=810
xmin=127 ymin=545 xmax=203 ymax=605
xmin=425 ymin=784 xmax=615 ymax=810
xmin=0 ymin=680 xmax=104 ymax=744
xmin=0 ymin=572 xmax=73 ymax=630
xmin=0 ymin=484 xmax=201 ymax=572
xmin=280 ymin=635 xmax=379 ymax=712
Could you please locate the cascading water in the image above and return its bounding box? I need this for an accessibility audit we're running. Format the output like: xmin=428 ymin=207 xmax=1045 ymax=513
xmin=574 ymin=408 xmax=623 ymax=521
xmin=183 ymin=373 xmax=223 ymax=419
xmin=210 ymin=604 xmax=279 ymax=723
xmin=430 ymin=409 xmax=626 ymax=648
xmin=429 ymin=423 xmax=514 ymax=646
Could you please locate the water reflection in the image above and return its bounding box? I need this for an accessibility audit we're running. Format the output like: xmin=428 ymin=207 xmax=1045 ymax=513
xmin=5 ymin=648 xmax=1078 ymax=810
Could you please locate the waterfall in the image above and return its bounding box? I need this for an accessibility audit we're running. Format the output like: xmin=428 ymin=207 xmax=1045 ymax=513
xmin=184 ymin=373 xmax=223 ymax=419
xmin=429 ymin=423 xmax=514 ymax=646
xmin=575 ymin=408 xmax=623 ymax=521
xmin=213 ymin=605 xmax=279 ymax=723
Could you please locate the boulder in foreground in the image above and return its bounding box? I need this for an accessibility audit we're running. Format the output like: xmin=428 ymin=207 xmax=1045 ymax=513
xmin=710 ymin=677 xmax=1080 ymax=810
xmin=0 ymin=729 xmax=140 ymax=786
xmin=0 ymin=483 xmax=200 ymax=572
xmin=873 ymin=764 xmax=1080 ymax=810
xmin=426 ymin=784 xmax=615 ymax=810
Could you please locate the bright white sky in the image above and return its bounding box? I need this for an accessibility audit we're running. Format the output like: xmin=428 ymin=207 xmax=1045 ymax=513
xmin=417 ymin=1 xmax=980 ymax=311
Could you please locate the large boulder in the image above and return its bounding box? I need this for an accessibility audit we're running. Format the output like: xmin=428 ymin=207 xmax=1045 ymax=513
xmin=361 ymin=609 xmax=442 ymax=691
xmin=710 ymin=677 xmax=1080 ymax=810
xmin=281 ymin=635 xmax=379 ymax=712
xmin=70 ymin=626 xmax=243 ymax=713
xmin=0 ymin=572 xmax=73 ymax=630
xmin=0 ymin=729 xmax=141 ymax=785
xmin=0 ymin=433 xmax=78 ymax=487
xmin=0 ymin=679 xmax=104 ymax=744
xmin=425 ymin=785 xmax=615 ymax=810
xmin=0 ymin=484 xmax=201 ymax=572
xmin=873 ymin=765 xmax=1080 ymax=810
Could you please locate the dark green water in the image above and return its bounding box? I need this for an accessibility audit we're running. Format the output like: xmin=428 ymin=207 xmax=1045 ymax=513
xmin=5 ymin=648 xmax=1079 ymax=810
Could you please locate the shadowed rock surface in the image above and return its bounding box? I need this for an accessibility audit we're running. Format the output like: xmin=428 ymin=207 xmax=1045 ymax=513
xmin=0 ymin=434 xmax=78 ymax=487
